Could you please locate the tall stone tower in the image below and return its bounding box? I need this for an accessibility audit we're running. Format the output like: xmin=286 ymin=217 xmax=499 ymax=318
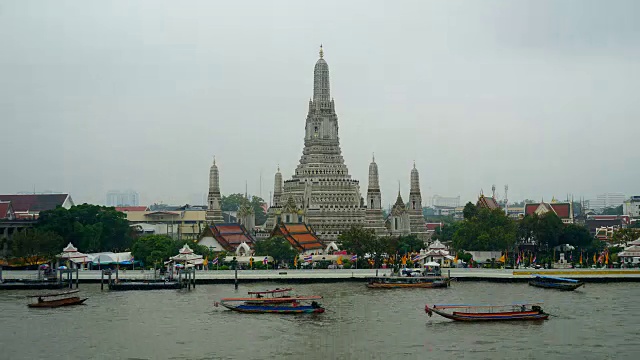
xmin=206 ymin=157 xmax=224 ymax=223
xmin=365 ymin=154 xmax=387 ymax=235
xmin=273 ymin=166 xmax=283 ymax=207
xmin=408 ymin=162 xmax=428 ymax=240
xmin=265 ymin=46 xmax=366 ymax=241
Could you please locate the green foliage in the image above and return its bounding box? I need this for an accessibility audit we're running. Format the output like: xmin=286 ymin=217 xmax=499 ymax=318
xmin=559 ymin=224 xmax=594 ymax=248
xmin=221 ymin=193 xmax=268 ymax=225
xmin=37 ymin=204 xmax=132 ymax=252
xmin=601 ymin=205 xmax=623 ymax=216
xmin=131 ymin=235 xmax=175 ymax=267
xmin=432 ymin=222 xmax=460 ymax=242
xmin=395 ymin=235 xmax=424 ymax=254
xmin=5 ymin=228 xmax=64 ymax=263
xmin=612 ymin=228 xmax=640 ymax=245
xmin=453 ymin=207 xmax=516 ymax=251
xmin=518 ymin=213 xmax=564 ymax=251
xmin=254 ymin=236 xmax=298 ymax=264
xmin=338 ymin=226 xmax=390 ymax=267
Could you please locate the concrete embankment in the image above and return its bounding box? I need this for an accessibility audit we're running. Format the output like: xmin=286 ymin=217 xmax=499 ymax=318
xmin=2 ymin=269 xmax=640 ymax=287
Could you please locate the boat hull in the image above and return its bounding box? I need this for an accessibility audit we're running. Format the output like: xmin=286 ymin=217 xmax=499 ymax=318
xmin=528 ymin=280 xmax=584 ymax=291
xmin=426 ymin=306 xmax=548 ymax=322
xmin=222 ymin=303 xmax=324 ymax=314
xmin=367 ymin=276 xmax=450 ymax=289
xmin=28 ymin=297 xmax=88 ymax=308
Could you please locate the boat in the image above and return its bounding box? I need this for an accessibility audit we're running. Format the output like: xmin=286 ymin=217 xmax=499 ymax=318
xmin=216 ymin=288 xmax=325 ymax=314
xmin=27 ymin=290 xmax=88 ymax=308
xmin=528 ymin=275 xmax=584 ymax=291
xmin=367 ymin=262 xmax=450 ymax=289
xmin=425 ymin=303 xmax=549 ymax=322
xmin=367 ymin=276 xmax=450 ymax=288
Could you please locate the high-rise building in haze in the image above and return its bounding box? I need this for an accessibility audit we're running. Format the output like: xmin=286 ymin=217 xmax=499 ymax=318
xmin=586 ymin=192 xmax=626 ymax=212
xmin=106 ymin=190 xmax=139 ymax=207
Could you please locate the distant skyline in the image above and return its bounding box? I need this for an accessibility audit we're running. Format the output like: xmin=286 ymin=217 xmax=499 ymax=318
xmin=1 ymin=1 xmax=639 ymax=207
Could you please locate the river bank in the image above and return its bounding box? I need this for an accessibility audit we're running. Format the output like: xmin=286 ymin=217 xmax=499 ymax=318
xmin=2 ymin=268 xmax=640 ymax=285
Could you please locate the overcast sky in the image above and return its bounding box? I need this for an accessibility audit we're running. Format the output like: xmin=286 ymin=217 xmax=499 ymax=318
xmin=1 ymin=0 xmax=638 ymax=207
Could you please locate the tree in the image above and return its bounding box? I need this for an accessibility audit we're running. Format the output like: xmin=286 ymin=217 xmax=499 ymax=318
xmin=601 ymin=205 xmax=623 ymax=216
xmin=559 ymin=224 xmax=593 ymax=249
xmin=37 ymin=204 xmax=133 ymax=252
xmin=611 ymin=228 xmax=640 ymax=246
xmin=131 ymin=235 xmax=175 ymax=268
xmin=396 ymin=235 xmax=424 ymax=254
xmin=250 ymin=196 xmax=267 ymax=225
xmin=462 ymin=202 xmax=478 ymax=220
xmin=254 ymin=236 xmax=298 ymax=264
xmin=222 ymin=193 xmax=268 ymax=225
xmin=432 ymin=222 xmax=460 ymax=242
xmin=338 ymin=226 xmax=377 ymax=258
xmin=8 ymin=229 xmax=64 ymax=264
xmin=453 ymin=208 xmax=516 ymax=251
xmin=533 ymin=213 xmax=564 ymax=250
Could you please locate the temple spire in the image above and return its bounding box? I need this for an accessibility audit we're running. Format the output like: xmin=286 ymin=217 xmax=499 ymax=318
xmin=313 ymin=45 xmax=330 ymax=103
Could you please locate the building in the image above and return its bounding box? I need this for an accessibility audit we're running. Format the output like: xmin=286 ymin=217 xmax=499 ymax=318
xmin=271 ymin=223 xmax=324 ymax=254
xmin=124 ymin=208 xmax=207 ymax=240
xmin=623 ymin=196 xmax=640 ymax=218
xmin=524 ymin=199 xmax=574 ymax=224
xmin=205 ymin=157 xmax=224 ymax=223
xmin=586 ymin=192 xmax=626 ymax=212
xmin=431 ymin=195 xmax=460 ymax=208
xmin=106 ymin=190 xmax=139 ymax=207
xmin=586 ymin=215 xmax=630 ymax=236
xmin=198 ymin=223 xmax=255 ymax=252
xmin=264 ymin=47 xmax=427 ymax=242
xmin=476 ymin=193 xmax=500 ymax=210
xmin=0 ymin=193 xmax=74 ymax=219
xmin=388 ymin=189 xmax=411 ymax=236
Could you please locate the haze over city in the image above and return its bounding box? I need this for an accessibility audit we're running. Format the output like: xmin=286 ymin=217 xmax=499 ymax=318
xmin=1 ymin=0 xmax=638 ymax=206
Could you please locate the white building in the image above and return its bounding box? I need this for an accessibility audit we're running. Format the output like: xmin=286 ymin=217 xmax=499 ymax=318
xmin=431 ymin=195 xmax=460 ymax=208
xmin=586 ymin=193 xmax=626 ymax=212
xmin=623 ymin=196 xmax=640 ymax=218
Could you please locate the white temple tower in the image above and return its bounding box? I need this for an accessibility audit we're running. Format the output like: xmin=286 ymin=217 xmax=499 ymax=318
xmin=205 ymin=157 xmax=224 ymax=223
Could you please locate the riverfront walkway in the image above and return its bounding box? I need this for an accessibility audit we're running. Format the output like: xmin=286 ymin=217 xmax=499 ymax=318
xmin=3 ymin=268 xmax=640 ymax=284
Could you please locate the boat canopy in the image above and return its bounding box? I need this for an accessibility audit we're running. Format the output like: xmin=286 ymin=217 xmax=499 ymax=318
xmin=535 ymin=275 xmax=580 ymax=283
xmin=432 ymin=301 xmax=544 ymax=309
xmin=247 ymin=288 xmax=292 ymax=295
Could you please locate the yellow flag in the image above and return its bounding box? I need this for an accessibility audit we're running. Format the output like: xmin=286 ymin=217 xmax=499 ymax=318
xmin=498 ymin=255 xmax=505 ymax=263
xmin=454 ymin=253 xmax=458 ymax=263
xmin=593 ymin=253 xmax=596 ymax=264
xmin=203 ymin=257 xmax=208 ymax=266
xmin=605 ymin=252 xmax=609 ymax=265
xmin=337 ymin=257 xmax=343 ymax=265
xmin=401 ymin=255 xmax=407 ymax=265
xmin=579 ymin=253 xmax=583 ymax=265
xmin=249 ymin=257 xmax=254 ymax=267
xmin=294 ymin=255 xmax=298 ymax=267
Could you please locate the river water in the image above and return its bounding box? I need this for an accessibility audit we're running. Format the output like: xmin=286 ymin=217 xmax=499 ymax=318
xmin=1 ymin=281 xmax=638 ymax=359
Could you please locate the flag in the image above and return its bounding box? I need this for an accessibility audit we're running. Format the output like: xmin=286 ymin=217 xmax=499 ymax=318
xmin=605 ymin=252 xmax=609 ymax=265
xmin=532 ymin=255 xmax=536 ymax=264
xmin=529 ymin=254 xmax=533 ymax=264
xmin=350 ymin=254 xmax=357 ymax=261
xmin=412 ymin=254 xmax=421 ymax=262
xmin=249 ymin=257 xmax=254 ymax=267
xmin=293 ymin=255 xmax=298 ymax=267
xmin=498 ymin=255 xmax=505 ymax=263
xmin=336 ymin=257 xmax=343 ymax=265
xmin=304 ymin=255 xmax=313 ymax=262
xmin=263 ymin=257 xmax=268 ymax=265
xmin=454 ymin=253 xmax=458 ymax=263
xmin=212 ymin=257 xmax=219 ymax=265
xmin=593 ymin=253 xmax=596 ymax=264
xmin=516 ymin=255 xmax=520 ymax=265
xmin=579 ymin=253 xmax=583 ymax=265
xmin=203 ymin=257 xmax=208 ymax=266
xmin=401 ymin=255 xmax=407 ymax=265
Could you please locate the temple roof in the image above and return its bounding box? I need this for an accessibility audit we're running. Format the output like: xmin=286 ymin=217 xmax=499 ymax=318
xmin=524 ymin=202 xmax=571 ymax=219
xmin=206 ymin=223 xmax=255 ymax=251
xmin=0 ymin=194 xmax=72 ymax=213
xmin=272 ymin=223 xmax=324 ymax=251
xmin=476 ymin=194 xmax=500 ymax=210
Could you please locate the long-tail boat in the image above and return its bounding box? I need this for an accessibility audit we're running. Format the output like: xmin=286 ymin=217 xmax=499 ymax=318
xmin=216 ymin=288 xmax=325 ymax=314
xmin=27 ymin=290 xmax=88 ymax=308
xmin=528 ymin=275 xmax=584 ymax=291
xmin=425 ymin=302 xmax=549 ymax=322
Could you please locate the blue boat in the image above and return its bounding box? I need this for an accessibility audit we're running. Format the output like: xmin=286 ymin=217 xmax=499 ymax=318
xmin=528 ymin=275 xmax=584 ymax=291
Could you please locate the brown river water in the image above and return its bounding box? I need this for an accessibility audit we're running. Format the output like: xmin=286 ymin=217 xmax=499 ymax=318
xmin=0 ymin=282 xmax=638 ymax=359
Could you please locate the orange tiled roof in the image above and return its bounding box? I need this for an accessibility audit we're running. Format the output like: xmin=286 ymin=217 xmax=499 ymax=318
xmin=272 ymin=223 xmax=323 ymax=251
xmin=209 ymin=223 xmax=255 ymax=251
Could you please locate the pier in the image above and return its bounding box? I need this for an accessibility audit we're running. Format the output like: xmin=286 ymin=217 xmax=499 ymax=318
xmin=2 ymin=268 xmax=640 ymax=286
